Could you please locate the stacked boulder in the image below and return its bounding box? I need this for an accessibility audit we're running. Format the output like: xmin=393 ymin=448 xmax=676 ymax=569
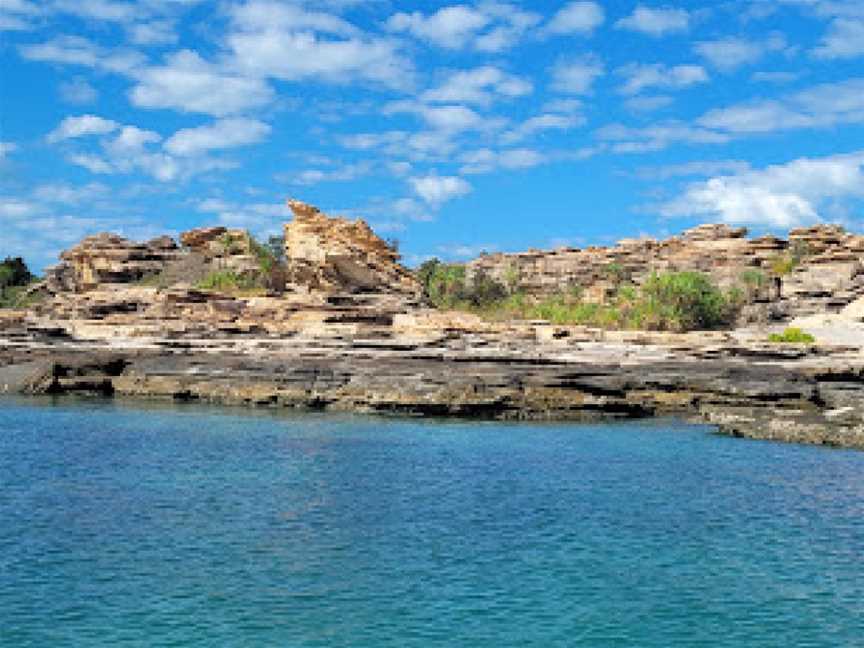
xmin=283 ymin=199 xmax=422 ymax=298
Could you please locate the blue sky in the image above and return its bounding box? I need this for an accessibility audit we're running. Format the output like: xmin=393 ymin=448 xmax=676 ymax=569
xmin=2 ymin=0 xmax=864 ymax=271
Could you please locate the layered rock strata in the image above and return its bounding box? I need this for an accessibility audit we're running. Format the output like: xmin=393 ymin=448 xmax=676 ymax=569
xmin=2 ymin=320 xmax=862 ymax=449
xmin=467 ymin=224 xmax=864 ymax=318
xmin=284 ymin=199 xmax=421 ymax=296
xmin=5 ymin=202 xmax=864 ymax=450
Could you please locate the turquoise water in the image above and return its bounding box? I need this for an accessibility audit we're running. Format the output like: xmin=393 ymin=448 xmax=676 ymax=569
xmin=1 ymin=398 xmax=863 ymax=647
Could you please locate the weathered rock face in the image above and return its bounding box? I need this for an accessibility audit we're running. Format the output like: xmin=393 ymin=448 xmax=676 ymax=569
xmin=284 ymin=199 xmax=422 ymax=297
xmin=43 ymin=233 xmax=181 ymax=293
xmin=466 ymin=223 xmax=864 ymax=319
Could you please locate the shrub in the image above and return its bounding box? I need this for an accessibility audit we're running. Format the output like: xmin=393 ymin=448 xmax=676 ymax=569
xmin=422 ymin=268 xmax=736 ymax=333
xmin=0 ymin=257 xmax=33 ymax=290
xmin=0 ymin=257 xmax=38 ymax=309
xmin=195 ymin=270 xmax=262 ymax=293
xmin=768 ymin=328 xmax=816 ymax=344
xmin=638 ymin=271 xmax=730 ymax=332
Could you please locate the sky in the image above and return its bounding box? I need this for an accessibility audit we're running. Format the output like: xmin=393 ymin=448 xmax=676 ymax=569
xmin=1 ymin=0 xmax=864 ymax=272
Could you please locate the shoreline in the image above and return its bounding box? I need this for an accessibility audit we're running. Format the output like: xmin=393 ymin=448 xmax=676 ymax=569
xmin=4 ymin=325 xmax=863 ymax=450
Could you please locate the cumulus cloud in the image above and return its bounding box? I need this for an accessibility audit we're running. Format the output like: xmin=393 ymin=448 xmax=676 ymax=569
xmin=47 ymin=114 xmax=119 ymax=143
xmin=603 ymin=76 xmax=864 ymax=152
xmin=229 ymin=0 xmax=412 ymax=88
xmin=459 ymin=148 xmax=545 ymax=174
xmin=130 ymin=50 xmax=275 ymax=116
xmin=813 ymin=18 xmax=864 ymax=59
xmin=698 ymin=77 xmax=864 ymax=133
xmin=20 ymin=35 xmax=144 ymax=74
xmin=502 ymin=113 xmax=584 ymax=144
xmin=421 ymin=66 xmax=532 ymax=106
xmin=545 ymin=1 xmax=604 ymax=35
xmin=596 ymin=122 xmax=730 ymax=153
xmin=550 ymin=55 xmax=604 ymax=94
xmin=660 ymin=151 xmax=864 ymax=227
xmin=695 ymin=34 xmax=789 ymax=70
xmin=387 ymin=3 xmax=541 ymax=52
xmin=624 ymin=95 xmax=674 ymax=112
xmin=387 ymin=5 xmax=487 ymax=48
xmin=615 ymin=5 xmax=689 ymax=36
xmin=617 ymin=63 xmax=708 ymax=95
xmin=164 ymin=118 xmax=271 ymax=156
xmin=58 ymin=78 xmax=98 ymax=104
xmin=282 ymin=162 xmax=373 ymax=186
xmin=410 ymin=174 xmax=472 ymax=204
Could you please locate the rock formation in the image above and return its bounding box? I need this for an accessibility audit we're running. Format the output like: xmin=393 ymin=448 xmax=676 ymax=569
xmin=43 ymin=233 xmax=181 ymax=293
xmin=466 ymin=223 xmax=864 ymax=319
xmin=284 ymin=199 xmax=422 ymax=297
xmin=5 ymin=202 xmax=863 ymax=450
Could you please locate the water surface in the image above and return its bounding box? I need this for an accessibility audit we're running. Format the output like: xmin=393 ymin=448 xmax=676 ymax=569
xmin=2 ymin=397 xmax=863 ymax=646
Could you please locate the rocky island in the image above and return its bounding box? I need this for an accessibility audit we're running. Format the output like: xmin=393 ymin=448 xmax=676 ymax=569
xmin=2 ymin=200 xmax=863 ymax=449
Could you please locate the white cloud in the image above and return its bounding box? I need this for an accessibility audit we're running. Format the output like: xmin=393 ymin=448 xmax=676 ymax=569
xmin=551 ymin=56 xmax=604 ymax=94
xmin=698 ymin=77 xmax=864 ymax=133
xmin=410 ymin=174 xmax=472 ymax=204
xmin=421 ymin=66 xmax=532 ymax=106
xmin=660 ymin=151 xmax=864 ymax=228
xmin=617 ymin=63 xmax=708 ymax=95
xmin=637 ymin=160 xmax=751 ymax=180
xmin=130 ymin=50 xmax=275 ymax=116
xmin=459 ymin=148 xmax=545 ymax=174
xmin=164 ymin=118 xmax=270 ymax=156
xmin=596 ymin=122 xmax=730 ymax=153
xmin=128 ymin=19 xmax=178 ymax=46
xmin=47 ymin=114 xmax=119 ymax=143
xmin=52 ymin=0 xmax=141 ymax=23
xmin=615 ymin=5 xmax=689 ymax=36
xmin=751 ymin=71 xmax=798 ymax=84
xmin=34 ymin=182 xmax=109 ymax=204
xmin=385 ymin=102 xmax=488 ymax=133
xmin=545 ymin=1 xmax=604 ymax=35
xmin=502 ymin=113 xmax=584 ymax=144
xmin=695 ymin=34 xmax=788 ymax=70
xmin=387 ymin=3 xmax=540 ymax=52
xmin=229 ymin=1 xmax=411 ymax=88
xmin=0 ymin=141 xmax=18 ymax=161
xmin=58 ymin=78 xmax=98 ymax=104
xmin=813 ymin=18 xmax=864 ymax=59
xmin=20 ymin=35 xmax=144 ymax=74
xmin=624 ymin=95 xmax=674 ymax=112
xmin=387 ymin=5 xmax=487 ymax=49
xmin=284 ymin=162 xmax=372 ymax=186
xmin=0 ymin=0 xmax=42 ymax=30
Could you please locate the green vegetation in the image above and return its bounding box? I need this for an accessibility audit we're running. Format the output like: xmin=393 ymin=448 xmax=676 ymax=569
xmin=417 ymin=260 xmax=740 ymax=332
xmin=196 ymin=269 xmax=263 ymax=293
xmin=0 ymin=257 xmax=40 ymax=309
xmin=767 ymin=240 xmax=812 ymax=278
xmin=138 ymin=231 xmax=287 ymax=295
xmin=768 ymin=327 xmax=816 ymax=344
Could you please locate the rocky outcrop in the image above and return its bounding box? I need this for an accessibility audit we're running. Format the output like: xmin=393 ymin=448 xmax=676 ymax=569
xmin=43 ymin=233 xmax=181 ymax=293
xmin=2 ymin=320 xmax=862 ymax=448
xmin=284 ymin=199 xmax=422 ymax=297
xmin=466 ymin=224 xmax=864 ymax=320
xmin=8 ymin=203 xmax=864 ymax=451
